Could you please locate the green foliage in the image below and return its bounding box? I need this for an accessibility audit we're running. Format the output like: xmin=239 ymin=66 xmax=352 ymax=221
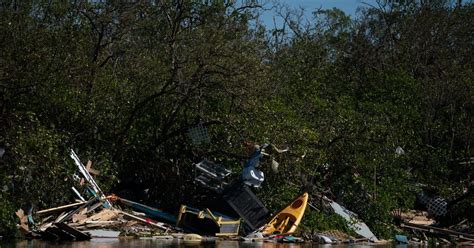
xmin=301 ymin=210 xmax=353 ymax=234
xmin=0 ymin=0 xmax=472 ymax=239
xmin=0 ymin=199 xmax=17 ymax=239
xmin=6 ymin=112 xmax=74 ymax=207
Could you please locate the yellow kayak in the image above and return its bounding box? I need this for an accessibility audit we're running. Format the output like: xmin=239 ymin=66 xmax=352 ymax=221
xmin=262 ymin=192 xmax=308 ymax=235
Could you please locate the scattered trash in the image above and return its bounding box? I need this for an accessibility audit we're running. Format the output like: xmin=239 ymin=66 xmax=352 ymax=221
xmin=315 ymin=234 xmax=334 ymax=244
xmin=243 ymin=231 xmax=264 ymax=241
xmin=315 ymin=229 xmax=351 ymax=243
xmin=183 ymin=233 xmax=203 ymax=243
xmin=395 ymin=146 xmax=405 ymax=156
xmin=271 ymin=159 xmax=279 ymax=173
xmin=394 ymin=209 xmax=435 ymax=225
xmin=395 ymin=234 xmax=408 ymax=244
xmin=13 ymin=146 xmax=396 ymax=245
xmin=268 ymin=234 xmax=304 ymax=243
xmin=400 ymin=222 xmax=474 ymax=242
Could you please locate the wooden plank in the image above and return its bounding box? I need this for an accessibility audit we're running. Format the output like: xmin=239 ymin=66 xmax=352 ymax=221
xmin=86 ymin=160 xmax=101 ymax=176
xmin=84 ymin=201 xmax=103 ymax=214
xmin=54 ymin=222 xmax=91 ymax=241
xmin=86 ymin=160 xmax=92 ymax=172
xmin=117 ymin=210 xmax=169 ymax=231
xmin=45 ymin=226 xmax=75 ymax=240
xmin=401 ymin=223 xmax=474 ymax=241
xmin=38 ymin=229 xmax=60 ymax=240
xmin=56 ymin=198 xmax=97 ymax=223
xmin=15 ymin=209 xmax=30 ymax=234
xmin=72 ymin=213 xmax=87 ymax=223
xmin=36 ymin=202 xmax=86 ymax=216
xmin=81 ymin=209 xmax=119 ymax=223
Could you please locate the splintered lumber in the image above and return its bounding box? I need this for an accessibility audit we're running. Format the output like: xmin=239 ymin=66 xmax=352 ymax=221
xmin=400 ymin=223 xmax=474 ymax=241
xmin=117 ymin=210 xmax=169 ymax=231
xmin=36 ymin=201 xmax=86 ymax=216
xmin=15 ymin=209 xmax=30 ymax=234
xmin=54 ymin=223 xmax=91 ymax=241
xmin=43 ymin=227 xmax=72 ymax=240
xmin=56 ymin=197 xmax=98 ymax=223
xmin=72 ymin=213 xmax=87 ymax=223
xmin=85 ymin=160 xmax=101 ymax=176
xmin=459 ymin=241 xmax=474 ymax=246
xmin=84 ymin=201 xmax=103 ymax=214
xmin=79 ymin=209 xmax=119 ymax=224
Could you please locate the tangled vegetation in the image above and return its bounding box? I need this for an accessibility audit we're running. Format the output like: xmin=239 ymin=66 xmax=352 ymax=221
xmin=0 ymin=0 xmax=472 ymax=239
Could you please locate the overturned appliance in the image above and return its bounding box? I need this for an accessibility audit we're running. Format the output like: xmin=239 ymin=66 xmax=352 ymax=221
xmin=194 ymin=159 xmax=231 ymax=192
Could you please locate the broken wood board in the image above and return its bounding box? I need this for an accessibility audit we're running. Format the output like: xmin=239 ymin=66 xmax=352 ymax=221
xmin=400 ymin=223 xmax=474 ymax=241
xmin=72 ymin=213 xmax=87 ymax=223
xmin=56 ymin=197 xmax=98 ymax=223
xmin=54 ymin=222 xmax=91 ymax=241
xmin=86 ymin=160 xmax=101 ymax=176
xmin=36 ymin=201 xmax=86 ymax=216
xmin=395 ymin=210 xmax=435 ymax=225
xmin=38 ymin=222 xmax=53 ymax=232
xmin=83 ymin=201 xmax=104 ymax=214
xmin=15 ymin=209 xmax=30 ymax=234
xmin=78 ymin=209 xmax=119 ymax=224
xmin=69 ymin=221 xmax=124 ymax=230
xmin=44 ymin=226 xmax=76 ymax=240
xmin=117 ymin=210 xmax=169 ymax=231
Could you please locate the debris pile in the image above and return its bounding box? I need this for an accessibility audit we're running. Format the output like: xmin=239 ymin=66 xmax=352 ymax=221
xmin=15 ymin=150 xmax=177 ymax=241
xmin=14 ymin=148 xmax=471 ymax=245
xmin=12 ymin=148 xmax=378 ymax=244
xmin=392 ymin=208 xmax=474 ymax=245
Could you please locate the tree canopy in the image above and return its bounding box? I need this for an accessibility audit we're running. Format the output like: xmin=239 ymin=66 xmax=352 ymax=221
xmin=0 ymin=0 xmax=472 ymax=239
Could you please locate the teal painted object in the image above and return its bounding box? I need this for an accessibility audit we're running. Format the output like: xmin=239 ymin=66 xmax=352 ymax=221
xmin=118 ymin=197 xmax=176 ymax=223
xmin=395 ymin=235 xmax=409 ymax=244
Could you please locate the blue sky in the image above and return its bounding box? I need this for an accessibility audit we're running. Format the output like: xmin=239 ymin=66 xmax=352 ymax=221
xmin=258 ymin=0 xmax=377 ymax=29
